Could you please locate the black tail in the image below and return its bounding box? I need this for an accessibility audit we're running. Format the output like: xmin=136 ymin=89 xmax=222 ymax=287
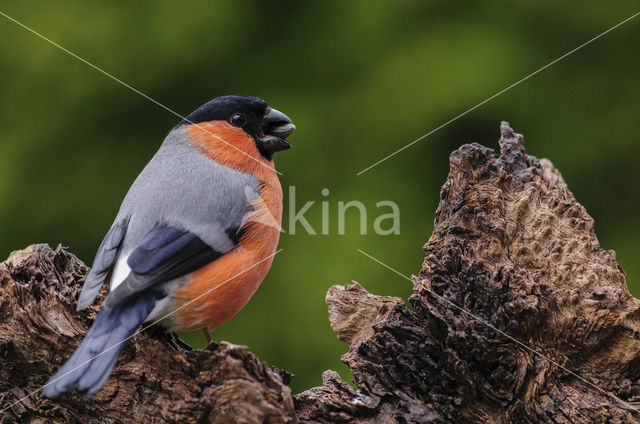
xmin=43 ymin=291 xmax=158 ymax=398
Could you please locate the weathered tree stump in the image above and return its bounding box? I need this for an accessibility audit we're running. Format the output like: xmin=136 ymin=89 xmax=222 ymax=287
xmin=2 ymin=123 xmax=638 ymax=423
xmin=296 ymin=123 xmax=640 ymax=423
xmin=0 ymin=244 xmax=296 ymax=424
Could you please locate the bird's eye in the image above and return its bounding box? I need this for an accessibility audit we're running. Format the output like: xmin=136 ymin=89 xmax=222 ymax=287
xmin=229 ymin=113 xmax=246 ymax=127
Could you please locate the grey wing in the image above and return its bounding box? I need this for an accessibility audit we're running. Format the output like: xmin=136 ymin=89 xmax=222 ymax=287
xmin=77 ymin=217 xmax=130 ymax=310
xmin=102 ymin=224 xmax=234 ymax=309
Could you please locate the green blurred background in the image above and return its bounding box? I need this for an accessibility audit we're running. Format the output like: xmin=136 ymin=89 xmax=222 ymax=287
xmin=1 ymin=2 xmax=639 ymax=393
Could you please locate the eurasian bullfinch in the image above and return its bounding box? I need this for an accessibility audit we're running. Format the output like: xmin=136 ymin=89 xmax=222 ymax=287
xmin=44 ymin=95 xmax=295 ymax=398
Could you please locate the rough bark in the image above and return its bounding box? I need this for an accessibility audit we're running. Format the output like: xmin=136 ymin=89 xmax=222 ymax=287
xmin=0 ymin=245 xmax=296 ymax=424
xmin=2 ymin=122 xmax=639 ymax=423
xmin=295 ymin=123 xmax=640 ymax=423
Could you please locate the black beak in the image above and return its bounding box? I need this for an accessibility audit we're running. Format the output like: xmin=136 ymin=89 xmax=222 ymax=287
xmin=263 ymin=107 xmax=296 ymax=138
xmin=257 ymin=107 xmax=295 ymax=154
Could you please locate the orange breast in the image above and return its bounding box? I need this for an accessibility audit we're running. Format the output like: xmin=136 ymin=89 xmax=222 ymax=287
xmin=184 ymin=121 xmax=279 ymax=182
xmin=172 ymin=136 xmax=283 ymax=331
xmin=173 ymin=235 xmax=279 ymax=331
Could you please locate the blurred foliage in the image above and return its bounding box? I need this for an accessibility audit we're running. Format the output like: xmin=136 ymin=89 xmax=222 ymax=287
xmin=1 ymin=1 xmax=639 ymax=393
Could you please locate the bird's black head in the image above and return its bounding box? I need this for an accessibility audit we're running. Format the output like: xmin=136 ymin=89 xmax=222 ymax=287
xmin=179 ymin=95 xmax=295 ymax=159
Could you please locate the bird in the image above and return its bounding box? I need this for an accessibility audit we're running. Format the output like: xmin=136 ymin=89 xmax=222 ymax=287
xmin=43 ymin=95 xmax=295 ymax=398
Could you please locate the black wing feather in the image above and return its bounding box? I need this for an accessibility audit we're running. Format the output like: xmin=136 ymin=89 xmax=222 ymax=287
xmin=103 ymin=225 xmax=225 ymax=309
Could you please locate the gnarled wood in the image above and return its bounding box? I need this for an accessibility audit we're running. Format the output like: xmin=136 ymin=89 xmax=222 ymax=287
xmin=0 ymin=244 xmax=296 ymax=424
xmin=295 ymin=123 xmax=640 ymax=423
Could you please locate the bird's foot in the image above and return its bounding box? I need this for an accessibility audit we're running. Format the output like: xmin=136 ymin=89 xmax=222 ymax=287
xmin=202 ymin=327 xmax=213 ymax=345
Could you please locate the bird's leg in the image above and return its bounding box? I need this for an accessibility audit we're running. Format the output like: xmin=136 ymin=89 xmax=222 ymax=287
xmin=202 ymin=327 xmax=213 ymax=344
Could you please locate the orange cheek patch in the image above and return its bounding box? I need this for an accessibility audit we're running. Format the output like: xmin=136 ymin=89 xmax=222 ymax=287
xmin=184 ymin=121 xmax=275 ymax=180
